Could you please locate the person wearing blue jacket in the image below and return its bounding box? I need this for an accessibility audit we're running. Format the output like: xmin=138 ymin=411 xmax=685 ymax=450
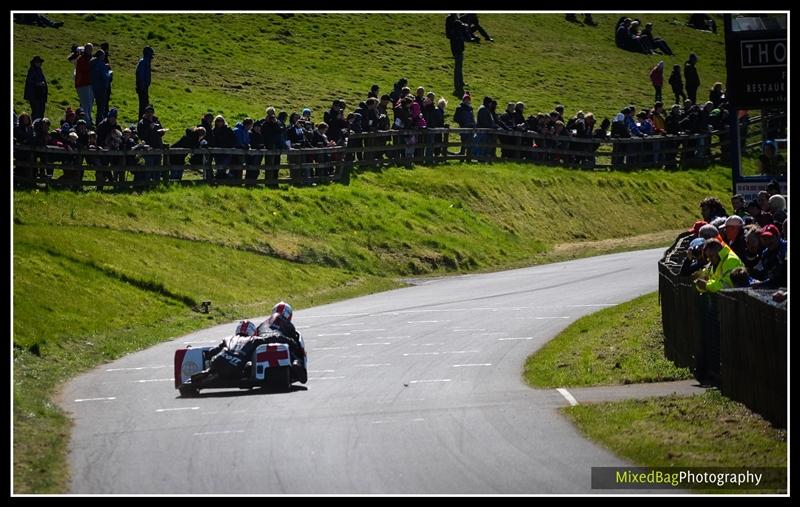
xmin=453 ymin=93 xmax=475 ymax=161
xmin=90 ymin=49 xmax=111 ymax=125
xmin=135 ymin=46 xmax=154 ymax=119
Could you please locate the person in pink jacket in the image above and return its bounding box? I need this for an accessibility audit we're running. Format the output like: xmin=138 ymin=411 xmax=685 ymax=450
xmin=649 ymin=60 xmax=664 ymax=104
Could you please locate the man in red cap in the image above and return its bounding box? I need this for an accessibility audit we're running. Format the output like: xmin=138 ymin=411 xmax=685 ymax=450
xmin=688 ymin=220 xmax=708 ymax=236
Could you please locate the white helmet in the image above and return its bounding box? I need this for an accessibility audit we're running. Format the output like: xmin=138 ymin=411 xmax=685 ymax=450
xmin=271 ymin=301 xmax=293 ymax=322
xmin=234 ymin=320 xmax=256 ymax=337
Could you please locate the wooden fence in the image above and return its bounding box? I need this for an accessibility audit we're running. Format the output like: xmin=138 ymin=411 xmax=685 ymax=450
xmin=13 ymin=126 xmax=738 ymax=190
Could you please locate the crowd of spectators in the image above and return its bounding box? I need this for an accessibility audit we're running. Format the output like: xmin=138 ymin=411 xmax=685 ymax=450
xmin=679 ymin=188 xmax=788 ymax=297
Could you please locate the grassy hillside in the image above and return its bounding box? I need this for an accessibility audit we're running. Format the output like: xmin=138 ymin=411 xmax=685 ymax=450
xmin=14 ymin=13 xmax=727 ymax=143
xmin=12 ymin=12 xmax=736 ymax=493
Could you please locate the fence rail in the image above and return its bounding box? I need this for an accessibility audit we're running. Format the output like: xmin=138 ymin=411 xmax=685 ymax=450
xmin=658 ymin=235 xmax=787 ymax=427
xmin=13 ymin=123 xmax=752 ymax=190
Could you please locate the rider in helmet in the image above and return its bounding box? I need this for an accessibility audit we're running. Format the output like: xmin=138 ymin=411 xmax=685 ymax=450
xmin=192 ymin=320 xmax=267 ymax=383
xmin=257 ymin=301 xmax=307 ymax=384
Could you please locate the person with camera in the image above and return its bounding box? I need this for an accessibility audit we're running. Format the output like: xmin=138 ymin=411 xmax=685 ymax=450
xmin=67 ymin=43 xmax=94 ymax=126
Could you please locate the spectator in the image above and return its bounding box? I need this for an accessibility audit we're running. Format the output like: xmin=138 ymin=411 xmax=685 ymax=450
xmin=135 ymin=46 xmax=155 ymax=120
xmin=730 ymin=194 xmax=750 ymax=223
xmin=641 ymin=23 xmax=674 ymax=55
xmin=461 ymin=13 xmax=493 ymax=42
xmin=445 ymin=14 xmax=468 ymax=97
xmin=170 ymin=126 xmax=206 ymax=181
xmin=709 ymin=82 xmax=726 ymax=108
xmin=453 ymin=93 xmax=475 ymax=161
xmin=684 ymin=53 xmax=700 ymax=104
xmin=668 ymin=64 xmax=686 ymax=106
xmin=475 ymin=95 xmax=495 ymax=160
xmin=741 ymin=225 xmax=763 ymax=270
xmin=14 ymin=13 xmax=63 ymax=28
xmin=768 ymin=194 xmax=787 ymax=224
xmin=746 ymin=198 xmax=773 ymax=227
xmin=24 ymin=56 xmax=48 ymax=121
xmin=389 ymin=77 xmax=408 ymax=104
xmin=95 ymin=107 xmax=121 ymax=148
xmin=751 ymin=224 xmax=787 ymax=289
xmin=89 ymin=49 xmax=111 ymax=125
xmin=231 ymin=117 xmax=254 ymax=180
xmin=759 ymin=140 xmax=786 ymax=176
xmin=136 ymin=104 xmax=167 ymax=182
xmin=698 ymin=223 xmax=721 ymax=241
xmin=367 ymin=84 xmax=380 ymax=99
xmin=720 ymin=215 xmax=747 ymax=260
xmin=680 ymin=237 xmax=707 ymax=276
xmin=210 ymin=115 xmax=236 ymax=180
xmin=262 ymin=108 xmax=286 ymax=183
xmin=100 ymin=42 xmax=113 ymax=109
xmin=687 ymin=14 xmax=717 ymax=33
xmin=757 ymin=190 xmax=771 ymax=213
xmin=694 ymin=238 xmax=744 ymax=293
xmin=67 ymin=43 xmax=94 ymax=125
xmin=649 ymin=61 xmax=664 ymax=103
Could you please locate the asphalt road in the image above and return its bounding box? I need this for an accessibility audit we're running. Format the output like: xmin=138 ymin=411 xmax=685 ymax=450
xmin=61 ymin=248 xmax=668 ymax=494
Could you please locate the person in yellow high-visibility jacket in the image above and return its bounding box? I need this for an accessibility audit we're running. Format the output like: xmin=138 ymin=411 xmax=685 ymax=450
xmin=694 ymin=238 xmax=744 ymax=293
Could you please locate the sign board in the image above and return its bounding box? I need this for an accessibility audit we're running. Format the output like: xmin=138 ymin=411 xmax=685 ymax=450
xmin=734 ymin=180 xmax=787 ymax=202
xmin=724 ymin=14 xmax=787 ymax=109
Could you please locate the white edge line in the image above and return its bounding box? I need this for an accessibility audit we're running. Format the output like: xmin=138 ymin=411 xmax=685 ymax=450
xmin=156 ymin=407 xmax=200 ymax=412
xmin=74 ymin=397 xmax=116 ymax=402
xmin=451 ymin=363 xmax=492 ymax=367
xmin=307 ymin=376 xmax=346 ymax=380
xmin=497 ymin=337 xmax=535 ymax=341
xmin=193 ymin=430 xmax=245 ymax=436
xmin=105 ymin=365 xmax=170 ymax=372
xmin=408 ymin=379 xmax=452 ymax=384
xmin=556 ymin=388 xmax=579 ymax=406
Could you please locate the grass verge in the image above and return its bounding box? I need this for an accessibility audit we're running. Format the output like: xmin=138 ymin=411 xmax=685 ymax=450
xmin=524 ymin=292 xmax=692 ymax=388
xmin=564 ymin=390 xmax=787 ymax=493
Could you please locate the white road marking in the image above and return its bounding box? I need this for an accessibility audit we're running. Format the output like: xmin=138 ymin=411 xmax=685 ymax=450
xmin=371 ymin=420 xmax=390 ymax=425
xmin=556 ymin=388 xmax=579 ymax=406
xmin=497 ymin=337 xmax=535 ymax=341
xmin=74 ymin=397 xmax=116 ymax=402
xmin=354 ymin=363 xmax=391 ymax=367
xmin=407 ymin=320 xmax=449 ymax=324
xmin=313 ymin=347 xmax=346 ymax=351
xmin=309 ymin=369 xmax=336 ymax=373
xmin=156 ymin=407 xmax=200 ymax=413
xmin=411 ymin=418 xmax=426 ymax=422
xmin=182 ymin=340 xmax=218 ymax=344
xmin=451 ymin=328 xmax=486 ymax=332
xmin=351 ymin=328 xmax=386 ymax=332
xmin=535 ymin=316 xmax=571 ymax=320
xmin=451 ymin=363 xmax=492 ymax=368
xmin=134 ymin=378 xmax=173 ymax=383
xmin=329 ymin=323 xmax=365 ymax=327
xmin=316 ymin=333 xmax=352 ymax=337
xmin=408 ymin=379 xmax=452 ymax=384
xmin=105 ymin=365 xmax=170 ymax=372
xmin=356 ymin=342 xmax=392 ymax=346
xmin=403 ymin=350 xmax=478 ymax=356
xmin=193 ymin=430 xmax=245 ymax=436
xmin=374 ymin=335 xmax=410 ymax=340
xmin=308 ymin=376 xmax=346 ymax=380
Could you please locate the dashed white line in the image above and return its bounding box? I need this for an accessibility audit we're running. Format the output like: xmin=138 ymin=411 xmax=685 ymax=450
xmin=156 ymin=407 xmax=200 ymax=413
xmin=356 ymin=342 xmax=392 ymax=346
xmin=134 ymin=378 xmax=173 ymax=383
xmin=329 ymin=323 xmax=365 ymax=327
xmin=308 ymin=376 xmax=346 ymax=380
xmin=182 ymin=340 xmax=218 ymax=344
xmin=451 ymin=328 xmax=486 ymax=332
xmin=193 ymin=430 xmax=245 ymax=436
xmin=497 ymin=337 xmax=535 ymax=341
xmin=535 ymin=316 xmax=571 ymax=320
xmin=408 ymin=379 xmax=452 ymax=384
xmin=351 ymin=328 xmax=386 ymax=333
xmin=556 ymin=388 xmax=579 ymax=406
xmin=74 ymin=397 xmax=116 ymax=403
xmin=316 ymin=333 xmax=352 ymax=337
xmin=451 ymin=363 xmax=492 ymax=368
xmin=407 ymin=320 xmax=448 ymax=324
xmin=355 ymin=363 xmax=391 ymax=367
xmin=105 ymin=365 xmax=169 ymax=372
xmin=309 ymin=369 xmax=336 ymax=373
xmin=313 ymin=347 xmax=346 ymax=351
